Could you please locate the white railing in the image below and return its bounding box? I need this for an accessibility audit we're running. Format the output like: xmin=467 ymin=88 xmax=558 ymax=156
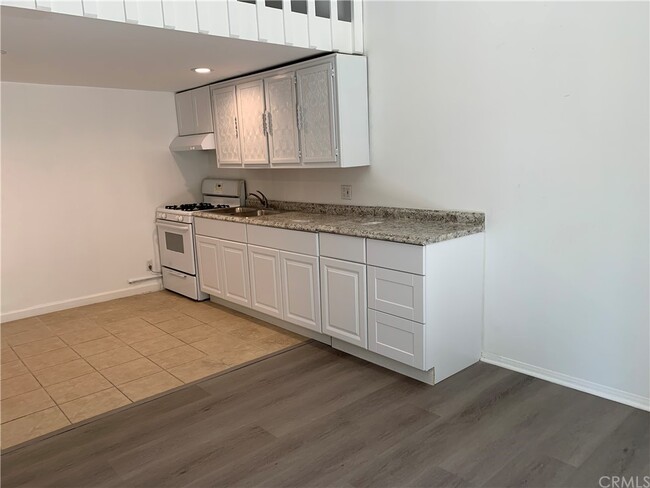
xmin=0 ymin=0 xmax=364 ymax=54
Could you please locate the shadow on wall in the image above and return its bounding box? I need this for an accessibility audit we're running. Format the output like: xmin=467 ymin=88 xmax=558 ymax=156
xmin=200 ymin=162 xmax=476 ymax=211
xmin=170 ymin=149 xmax=216 ymax=201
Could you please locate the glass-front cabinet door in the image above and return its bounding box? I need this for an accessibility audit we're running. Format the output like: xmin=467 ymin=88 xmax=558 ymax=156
xmin=212 ymin=85 xmax=242 ymax=166
xmin=236 ymin=79 xmax=270 ymax=166
xmin=264 ymin=72 xmax=301 ymax=165
xmin=296 ymin=62 xmax=338 ymax=164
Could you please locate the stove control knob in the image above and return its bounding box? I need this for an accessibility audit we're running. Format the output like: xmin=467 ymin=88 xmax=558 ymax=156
xmin=177 ymin=216 xmax=183 ymax=222
xmin=160 ymin=213 xmax=166 ymax=219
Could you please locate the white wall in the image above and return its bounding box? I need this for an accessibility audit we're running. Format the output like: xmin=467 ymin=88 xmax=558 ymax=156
xmin=1 ymin=82 xmax=214 ymax=318
xmin=213 ymin=2 xmax=650 ymax=405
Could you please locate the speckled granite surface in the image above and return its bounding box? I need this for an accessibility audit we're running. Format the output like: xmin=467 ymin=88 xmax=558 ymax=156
xmin=195 ymin=201 xmax=485 ymax=245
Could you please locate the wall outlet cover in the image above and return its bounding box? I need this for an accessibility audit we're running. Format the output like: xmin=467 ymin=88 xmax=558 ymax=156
xmin=341 ymin=185 xmax=352 ymax=200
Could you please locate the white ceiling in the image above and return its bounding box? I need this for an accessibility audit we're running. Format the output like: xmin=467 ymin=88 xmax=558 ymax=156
xmin=0 ymin=6 xmax=320 ymax=92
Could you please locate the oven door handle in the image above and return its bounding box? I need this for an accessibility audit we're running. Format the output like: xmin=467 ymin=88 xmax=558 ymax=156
xmin=156 ymin=221 xmax=190 ymax=232
xmin=168 ymin=270 xmax=188 ymax=279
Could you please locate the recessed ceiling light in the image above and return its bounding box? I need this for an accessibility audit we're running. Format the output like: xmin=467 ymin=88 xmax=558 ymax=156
xmin=191 ymin=67 xmax=212 ymax=74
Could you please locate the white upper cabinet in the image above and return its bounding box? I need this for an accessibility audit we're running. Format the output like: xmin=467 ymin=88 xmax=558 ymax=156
xmin=1 ymin=1 xmax=36 ymax=7
xmin=210 ymin=53 xmax=369 ymax=169
xmin=175 ymin=86 xmax=213 ymax=136
xmin=264 ymin=73 xmax=301 ymax=165
xmin=227 ymin=0 xmax=259 ymax=41
xmin=161 ymin=0 xmax=198 ymax=32
xmin=257 ymin=0 xmax=285 ymax=44
xmin=296 ymin=62 xmax=337 ymax=164
xmin=35 ymin=0 xmax=82 ymax=15
xmin=236 ymin=80 xmax=270 ymax=166
xmin=82 ymin=0 xmax=125 ymax=21
xmin=124 ymin=0 xmax=163 ymax=27
xmin=4 ymin=0 xmax=364 ymax=55
xmin=212 ymin=85 xmax=242 ymax=166
xmin=195 ymin=0 xmax=229 ymax=36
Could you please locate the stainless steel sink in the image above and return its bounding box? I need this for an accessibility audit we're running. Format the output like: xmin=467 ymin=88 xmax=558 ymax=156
xmin=202 ymin=207 xmax=256 ymax=215
xmin=203 ymin=207 xmax=283 ymax=217
xmin=236 ymin=209 xmax=283 ymax=217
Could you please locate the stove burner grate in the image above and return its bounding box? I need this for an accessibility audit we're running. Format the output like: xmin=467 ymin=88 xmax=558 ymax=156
xmin=164 ymin=203 xmax=230 ymax=212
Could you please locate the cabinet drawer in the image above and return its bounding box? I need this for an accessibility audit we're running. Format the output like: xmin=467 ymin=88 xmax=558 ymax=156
xmin=319 ymin=233 xmax=365 ymax=263
xmin=162 ymin=267 xmax=200 ymax=300
xmin=368 ymin=266 xmax=425 ymax=323
xmin=195 ymin=218 xmax=247 ymax=242
xmin=368 ymin=310 xmax=424 ymax=369
xmin=247 ymin=225 xmax=318 ymax=256
xmin=367 ymin=239 xmax=425 ymax=275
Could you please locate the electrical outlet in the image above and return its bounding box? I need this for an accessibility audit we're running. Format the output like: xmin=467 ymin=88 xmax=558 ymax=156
xmin=341 ymin=185 xmax=352 ymax=200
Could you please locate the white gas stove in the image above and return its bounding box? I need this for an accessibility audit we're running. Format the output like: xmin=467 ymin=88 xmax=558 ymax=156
xmin=156 ymin=179 xmax=246 ymax=300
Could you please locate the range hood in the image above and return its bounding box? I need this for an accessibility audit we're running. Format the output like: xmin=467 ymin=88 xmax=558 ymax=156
xmin=169 ymin=133 xmax=215 ymax=152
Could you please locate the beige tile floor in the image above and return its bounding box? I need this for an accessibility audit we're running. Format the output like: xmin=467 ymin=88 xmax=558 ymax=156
xmin=0 ymin=291 xmax=306 ymax=449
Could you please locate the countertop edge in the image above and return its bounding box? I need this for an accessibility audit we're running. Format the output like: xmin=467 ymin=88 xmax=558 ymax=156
xmin=193 ymin=211 xmax=485 ymax=246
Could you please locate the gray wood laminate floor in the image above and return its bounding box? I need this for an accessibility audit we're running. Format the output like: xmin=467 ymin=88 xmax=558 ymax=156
xmin=2 ymin=342 xmax=648 ymax=488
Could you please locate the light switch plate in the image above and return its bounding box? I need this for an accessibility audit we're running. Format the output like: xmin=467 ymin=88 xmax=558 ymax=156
xmin=341 ymin=185 xmax=352 ymax=200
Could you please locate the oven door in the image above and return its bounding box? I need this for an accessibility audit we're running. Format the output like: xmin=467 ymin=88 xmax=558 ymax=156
xmin=156 ymin=220 xmax=196 ymax=275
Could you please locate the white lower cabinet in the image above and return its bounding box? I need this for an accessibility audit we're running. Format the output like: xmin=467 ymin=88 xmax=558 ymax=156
xmin=280 ymin=251 xmax=321 ymax=332
xmin=194 ymin=219 xmax=484 ymax=385
xmin=196 ymin=235 xmax=250 ymax=307
xmin=368 ymin=309 xmax=424 ymax=369
xmin=221 ymin=240 xmax=251 ymax=307
xmin=248 ymin=245 xmax=283 ymax=319
xmin=320 ymin=257 xmax=367 ymax=348
xmin=196 ymin=235 xmax=224 ymax=298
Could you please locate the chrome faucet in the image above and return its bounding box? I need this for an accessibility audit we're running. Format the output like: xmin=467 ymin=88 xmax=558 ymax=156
xmin=248 ymin=191 xmax=270 ymax=208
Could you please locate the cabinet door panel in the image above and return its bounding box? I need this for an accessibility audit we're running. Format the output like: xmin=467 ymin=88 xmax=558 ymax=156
xmin=281 ymin=251 xmax=321 ymax=332
xmin=236 ymin=80 xmax=269 ymax=165
xmin=248 ymin=245 xmax=283 ymax=319
xmin=296 ymin=62 xmax=337 ymax=164
xmin=212 ymin=86 xmax=242 ymax=166
xmin=175 ymin=90 xmax=196 ymax=137
xmin=221 ymin=240 xmax=251 ymax=307
xmin=196 ymin=236 xmax=224 ymax=298
xmin=176 ymin=87 xmax=212 ymax=136
xmin=82 ymin=0 xmax=125 ymax=21
xmin=196 ymin=0 xmax=229 ymax=35
xmin=320 ymin=257 xmax=366 ymax=347
xmin=124 ymin=0 xmax=163 ymax=27
xmin=192 ymin=86 xmax=214 ymax=134
xmin=264 ymin=73 xmax=300 ymax=165
xmin=161 ymin=0 xmax=198 ymax=32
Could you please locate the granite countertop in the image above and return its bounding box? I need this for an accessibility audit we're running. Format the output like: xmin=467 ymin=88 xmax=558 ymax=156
xmin=195 ymin=201 xmax=485 ymax=246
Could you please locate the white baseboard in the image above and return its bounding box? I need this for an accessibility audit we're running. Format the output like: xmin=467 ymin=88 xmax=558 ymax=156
xmin=481 ymin=351 xmax=649 ymax=412
xmin=1 ymin=280 xmax=163 ymax=323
